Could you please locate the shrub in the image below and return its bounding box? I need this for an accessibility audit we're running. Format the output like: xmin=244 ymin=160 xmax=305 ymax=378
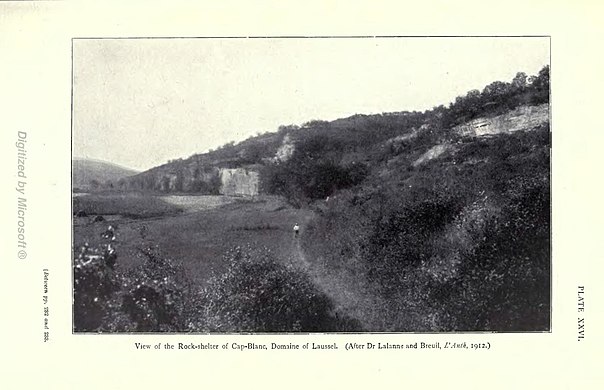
xmin=195 ymin=245 xmax=362 ymax=332
xmin=74 ymin=242 xmax=193 ymax=332
xmin=442 ymin=181 xmax=550 ymax=331
xmin=73 ymin=243 xmax=121 ymax=331
xmin=363 ymin=193 xmax=465 ymax=294
xmin=118 ymin=247 xmax=192 ymax=332
xmin=74 ymin=239 xmax=361 ymax=332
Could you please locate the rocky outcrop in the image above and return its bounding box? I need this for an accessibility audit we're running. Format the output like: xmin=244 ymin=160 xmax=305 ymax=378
xmin=124 ymin=162 xmax=222 ymax=194
xmin=273 ymin=134 xmax=295 ymax=162
xmin=413 ymin=144 xmax=453 ymax=167
xmin=454 ymin=104 xmax=549 ymax=137
xmin=219 ymin=168 xmax=259 ymax=196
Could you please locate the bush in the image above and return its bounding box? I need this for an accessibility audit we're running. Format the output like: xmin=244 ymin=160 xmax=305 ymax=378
xmin=363 ymin=193 xmax=465 ymax=294
xmin=74 ymin=242 xmax=193 ymax=332
xmin=443 ymin=181 xmax=550 ymax=331
xmin=74 ymin=239 xmax=361 ymax=332
xmin=195 ymin=245 xmax=362 ymax=332
xmin=118 ymin=248 xmax=192 ymax=332
xmin=73 ymin=243 xmax=121 ymax=331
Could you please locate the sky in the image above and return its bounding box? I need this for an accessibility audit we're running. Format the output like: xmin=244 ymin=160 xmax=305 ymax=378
xmin=73 ymin=37 xmax=549 ymax=171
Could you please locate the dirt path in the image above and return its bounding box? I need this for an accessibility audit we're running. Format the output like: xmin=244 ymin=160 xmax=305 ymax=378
xmin=285 ymin=215 xmax=385 ymax=331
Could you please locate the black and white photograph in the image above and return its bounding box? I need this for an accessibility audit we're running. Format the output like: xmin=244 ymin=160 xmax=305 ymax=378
xmin=72 ymin=37 xmax=551 ymax=333
xmin=5 ymin=2 xmax=604 ymax=389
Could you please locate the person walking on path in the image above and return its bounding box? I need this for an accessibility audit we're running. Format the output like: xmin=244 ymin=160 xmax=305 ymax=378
xmin=293 ymin=223 xmax=300 ymax=238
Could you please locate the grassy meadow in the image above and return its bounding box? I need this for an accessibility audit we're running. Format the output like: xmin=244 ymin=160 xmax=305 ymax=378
xmin=73 ymin=194 xmax=314 ymax=287
xmin=73 ymin=192 xmax=184 ymax=219
xmin=73 ymin=193 xmax=362 ymax=332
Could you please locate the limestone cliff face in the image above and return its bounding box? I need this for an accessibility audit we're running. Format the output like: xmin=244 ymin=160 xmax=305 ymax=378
xmin=410 ymin=104 xmax=549 ymax=169
xmin=454 ymin=104 xmax=549 ymax=137
xmin=219 ymin=168 xmax=259 ymax=196
xmin=273 ymin=134 xmax=295 ymax=162
xmin=124 ymin=162 xmax=222 ymax=194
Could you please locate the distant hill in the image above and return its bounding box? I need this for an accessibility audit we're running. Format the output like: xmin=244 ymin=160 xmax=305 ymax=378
xmin=121 ymin=65 xmax=550 ymax=199
xmin=73 ymin=158 xmax=138 ymax=191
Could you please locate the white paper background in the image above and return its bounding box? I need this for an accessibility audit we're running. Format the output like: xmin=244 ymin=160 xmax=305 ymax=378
xmin=0 ymin=1 xmax=602 ymax=388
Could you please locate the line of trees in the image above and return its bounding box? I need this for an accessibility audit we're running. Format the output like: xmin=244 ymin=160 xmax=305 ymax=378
xmin=439 ymin=66 xmax=549 ymax=127
xmin=261 ymin=65 xmax=549 ymax=206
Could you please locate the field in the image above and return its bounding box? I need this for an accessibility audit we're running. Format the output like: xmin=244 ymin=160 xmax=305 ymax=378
xmin=73 ymin=193 xmax=314 ymax=288
xmin=73 ymin=193 xmax=184 ymax=219
xmin=73 ymin=192 xmax=365 ymax=332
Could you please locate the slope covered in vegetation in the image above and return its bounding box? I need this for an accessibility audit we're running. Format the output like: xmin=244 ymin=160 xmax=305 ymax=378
xmin=73 ymin=158 xmax=138 ymax=191
xmin=74 ymin=66 xmax=550 ymax=332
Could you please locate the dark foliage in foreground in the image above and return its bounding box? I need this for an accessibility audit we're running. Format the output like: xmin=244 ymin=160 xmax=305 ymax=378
xmin=74 ymin=243 xmax=191 ymax=332
xmin=191 ymin=246 xmax=361 ymax=332
xmin=73 ymin=241 xmax=360 ymax=332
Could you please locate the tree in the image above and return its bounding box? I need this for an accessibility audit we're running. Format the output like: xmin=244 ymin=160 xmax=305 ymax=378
xmin=533 ymin=65 xmax=550 ymax=92
xmin=531 ymin=65 xmax=550 ymax=104
xmin=465 ymin=89 xmax=482 ymax=117
xmin=482 ymin=81 xmax=510 ymax=98
xmin=278 ymin=124 xmax=300 ymax=134
xmin=174 ymin=173 xmax=184 ymax=192
xmin=302 ymin=120 xmax=330 ymax=129
xmin=512 ymin=72 xmax=528 ymax=89
xmin=160 ymin=176 xmax=170 ymax=192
